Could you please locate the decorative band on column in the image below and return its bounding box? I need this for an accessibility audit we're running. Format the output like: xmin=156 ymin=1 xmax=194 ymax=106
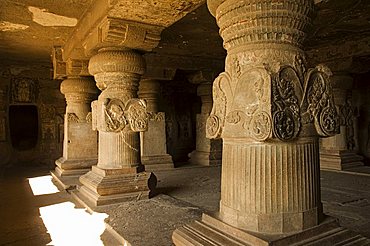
xmin=220 ymin=137 xmax=320 ymax=233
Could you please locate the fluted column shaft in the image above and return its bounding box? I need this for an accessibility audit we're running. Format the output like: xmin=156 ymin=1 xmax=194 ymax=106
xmin=89 ymin=48 xmax=147 ymax=170
xmin=205 ymin=0 xmax=338 ymax=234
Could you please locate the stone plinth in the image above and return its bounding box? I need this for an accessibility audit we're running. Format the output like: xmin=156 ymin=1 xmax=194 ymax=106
xmin=188 ymin=82 xmax=222 ymax=166
xmin=76 ymin=48 xmax=156 ymax=207
xmin=320 ymin=75 xmax=364 ymax=171
xmin=173 ymin=0 xmax=368 ymax=244
xmin=138 ymin=79 xmax=173 ymax=171
xmin=52 ymin=76 xmax=98 ymax=189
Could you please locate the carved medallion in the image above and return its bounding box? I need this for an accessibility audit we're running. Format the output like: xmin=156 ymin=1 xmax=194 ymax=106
xmin=126 ymin=99 xmax=148 ymax=132
xmin=206 ymin=72 xmax=231 ymax=139
xmin=67 ymin=113 xmax=79 ymax=123
xmin=206 ymin=115 xmax=221 ymax=139
xmin=104 ymin=99 xmax=127 ymax=132
xmin=251 ymin=111 xmax=271 ymax=141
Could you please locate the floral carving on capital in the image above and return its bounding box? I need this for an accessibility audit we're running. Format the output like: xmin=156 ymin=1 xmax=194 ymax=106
xmin=207 ymin=53 xmax=339 ymax=142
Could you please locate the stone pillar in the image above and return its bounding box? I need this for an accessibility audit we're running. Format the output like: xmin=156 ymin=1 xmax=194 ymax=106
xmin=76 ymin=48 xmax=156 ymax=208
xmin=173 ymin=0 xmax=368 ymax=244
xmin=188 ymin=82 xmax=222 ymax=166
xmin=138 ymin=79 xmax=174 ymax=170
xmin=359 ymin=86 xmax=370 ymax=164
xmin=52 ymin=76 xmax=98 ymax=189
xmin=320 ymin=74 xmax=363 ymax=170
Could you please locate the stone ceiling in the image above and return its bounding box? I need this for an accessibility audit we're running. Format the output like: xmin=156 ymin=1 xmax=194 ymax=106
xmin=0 ymin=0 xmax=93 ymax=64
xmin=0 ymin=0 xmax=370 ymax=70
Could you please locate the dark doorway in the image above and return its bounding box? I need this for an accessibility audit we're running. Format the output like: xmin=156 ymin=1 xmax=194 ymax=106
xmin=9 ymin=105 xmax=39 ymax=150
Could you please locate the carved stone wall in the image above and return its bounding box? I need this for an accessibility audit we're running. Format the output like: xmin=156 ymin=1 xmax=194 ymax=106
xmin=0 ymin=65 xmax=65 ymax=168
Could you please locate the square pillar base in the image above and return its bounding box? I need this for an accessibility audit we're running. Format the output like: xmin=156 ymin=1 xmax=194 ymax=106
xmin=51 ymin=157 xmax=97 ymax=189
xmin=188 ymin=150 xmax=222 ymax=166
xmin=75 ymin=166 xmax=156 ymax=208
xmin=141 ymin=154 xmax=174 ymax=171
xmin=173 ymin=213 xmax=369 ymax=246
xmin=320 ymin=150 xmax=364 ymax=171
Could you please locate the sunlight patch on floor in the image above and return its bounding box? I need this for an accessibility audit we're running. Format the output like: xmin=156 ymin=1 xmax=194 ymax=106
xmin=28 ymin=175 xmax=59 ymax=196
xmin=39 ymin=202 xmax=108 ymax=246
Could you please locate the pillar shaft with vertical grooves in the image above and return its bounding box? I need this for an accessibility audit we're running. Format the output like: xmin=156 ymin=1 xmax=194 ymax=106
xmin=203 ymin=0 xmax=338 ymax=234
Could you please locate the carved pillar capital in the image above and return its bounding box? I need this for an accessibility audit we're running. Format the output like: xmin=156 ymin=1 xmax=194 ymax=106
xmin=89 ymin=48 xmax=146 ymax=92
xmin=60 ymin=76 xmax=98 ymax=120
xmin=206 ymin=0 xmax=338 ymax=142
xmin=208 ymin=0 xmax=314 ymax=51
xmin=88 ymin=48 xmax=148 ymax=134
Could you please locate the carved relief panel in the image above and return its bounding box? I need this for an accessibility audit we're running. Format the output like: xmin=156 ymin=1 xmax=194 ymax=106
xmin=10 ymin=78 xmax=39 ymax=103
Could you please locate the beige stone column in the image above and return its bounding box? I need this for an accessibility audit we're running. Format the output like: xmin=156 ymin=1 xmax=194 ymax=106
xmin=173 ymin=0 xmax=367 ymax=244
xmin=77 ymin=48 xmax=156 ymax=207
xmin=52 ymin=76 xmax=98 ymax=188
xmin=359 ymin=86 xmax=370 ymax=164
xmin=320 ymin=74 xmax=363 ymax=170
xmin=138 ymin=79 xmax=174 ymax=170
xmin=188 ymin=82 xmax=222 ymax=166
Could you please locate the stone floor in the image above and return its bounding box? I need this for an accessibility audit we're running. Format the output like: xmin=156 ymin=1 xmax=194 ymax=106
xmin=0 ymin=163 xmax=370 ymax=245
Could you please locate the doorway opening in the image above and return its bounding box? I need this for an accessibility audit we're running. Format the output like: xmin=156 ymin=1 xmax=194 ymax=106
xmin=9 ymin=105 xmax=39 ymax=150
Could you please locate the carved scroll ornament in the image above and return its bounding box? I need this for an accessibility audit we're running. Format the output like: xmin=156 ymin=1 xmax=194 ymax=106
xmin=206 ymin=56 xmax=339 ymax=142
xmin=103 ymin=98 xmax=148 ymax=133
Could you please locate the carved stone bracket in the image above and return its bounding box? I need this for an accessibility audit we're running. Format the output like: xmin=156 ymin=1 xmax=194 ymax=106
xmin=52 ymin=46 xmax=91 ymax=79
xmin=84 ymin=17 xmax=162 ymax=56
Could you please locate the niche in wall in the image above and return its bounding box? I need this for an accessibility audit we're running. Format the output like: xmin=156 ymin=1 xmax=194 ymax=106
xmin=9 ymin=105 xmax=39 ymax=151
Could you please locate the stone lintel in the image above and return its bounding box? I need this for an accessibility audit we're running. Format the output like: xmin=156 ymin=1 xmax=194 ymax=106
xmin=63 ymin=0 xmax=205 ymax=60
xmin=173 ymin=213 xmax=370 ymax=246
xmin=63 ymin=0 xmax=111 ymax=60
xmin=83 ymin=17 xmax=163 ymax=56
